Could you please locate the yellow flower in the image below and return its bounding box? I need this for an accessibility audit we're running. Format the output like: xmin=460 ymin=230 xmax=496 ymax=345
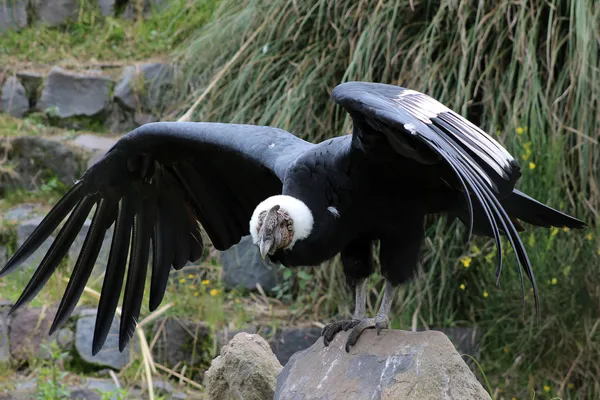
xmin=201 ymin=279 xmax=210 ymax=285
xmin=210 ymin=289 xmax=221 ymax=297
xmin=189 ymin=285 xmax=197 ymax=290
xmin=551 ymin=277 xmax=557 ymax=285
xmin=563 ymin=226 xmax=570 ymax=232
xmin=529 ymin=162 xmax=536 ymax=170
xmin=511 ymin=397 xmax=517 ymax=400
xmin=460 ymin=257 xmax=472 ymax=268
xmin=234 ymin=298 xmax=241 ymax=304
xmin=483 ymin=290 xmax=489 ymax=298
xmin=551 ymin=227 xmax=559 ymax=237
xmin=459 ymin=284 xmax=466 ymax=290
xmin=179 ymin=278 xmax=186 ymax=283
xmin=516 ymin=127 xmax=524 ymax=135
xmin=585 ymin=233 xmax=593 ymax=241
xmin=188 ymin=274 xmax=195 ymax=279
xmin=193 ymin=291 xmax=199 ymax=297
xmin=503 ymin=346 xmax=509 ymax=353
xmin=568 ymin=383 xmax=575 ymax=389
xmin=522 ymin=153 xmax=530 ymax=161
xmin=544 ymin=385 xmax=551 ymax=392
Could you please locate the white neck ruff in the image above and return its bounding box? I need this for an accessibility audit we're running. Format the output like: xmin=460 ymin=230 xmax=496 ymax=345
xmin=250 ymin=195 xmax=314 ymax=250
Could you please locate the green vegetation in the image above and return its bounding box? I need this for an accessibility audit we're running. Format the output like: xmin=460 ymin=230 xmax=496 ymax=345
xmin=168 ymin=0 xmax=599 ymax=398
xmin=0 ymin=0 xmax=218 ymax=65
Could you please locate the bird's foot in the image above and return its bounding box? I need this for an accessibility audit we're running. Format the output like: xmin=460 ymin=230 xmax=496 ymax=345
xmin=344 ymin=314 xmax=389 ymax=352
xmin=321 ymin=319 xmax=361 ymax=346
xmin=321 ymin=315 xmax=389 ymax=351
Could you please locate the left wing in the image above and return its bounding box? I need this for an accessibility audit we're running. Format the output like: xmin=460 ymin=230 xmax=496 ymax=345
xmin=331 ymin=81 xmax=536 ymax=309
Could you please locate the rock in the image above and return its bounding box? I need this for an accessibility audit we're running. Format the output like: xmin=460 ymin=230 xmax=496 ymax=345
xmin=9 ymin=306 xmax=64 ymax=361
xmin=32 ymin=0 xmax=79 ymax=27
xmin=113 ymin=63 xmax=175 ymax=116
xmin=0 ymin=0 xmax=27 ymax=33
xmin=38 ymin=67 xmax=112 ymax=119
xmin=152 ymin=317 xmax=211 ymax=369
xmin=271 ymin=327 xmax=322 ymax=366
xmin=69 ymin=133 xmax=119 ymax=169
xmin=0 ymin=302 xmax=11 ymax=365
xmin=122 ymin=0 xmax=167 ymax=20
xmin=0 ymin=135 xmax=85 ymax=191
xmin=15 ymin=215 xmax=53 ymax=275
xmin=1 ymin=76 xmax=29 ymax=118
xmin=275 ymin=329 xmax=491 ymax=400
xmin=97 ymin=0 xmax=116 ymax=16
xmin=16 ymin=71 xmax=44 ymax=107
xmin=107 ymin=103 xmax=135 ymax=134
xmin=205 ymin=333 xmax=283 ymax=400
xmin=75 ymin=310 xmax=129 ymax=370
xmin=83 ymin=377 xmax=119 ymax=397
xmin=69 ymin=389 xmax=101 ymax=400
xmin=220 ymin=235 xmax=281 ymax=292
xmin=57 ymin=328 xmax=75 ymax=349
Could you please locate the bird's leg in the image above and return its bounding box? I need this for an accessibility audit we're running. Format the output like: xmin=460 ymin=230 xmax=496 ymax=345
xmin=344 ymin=278 xmax=396 ymax=352
xmin=321 ymin=278 xmax=368 ymax=346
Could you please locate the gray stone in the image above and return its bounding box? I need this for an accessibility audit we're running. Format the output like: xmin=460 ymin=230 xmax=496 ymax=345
xmin=32 ymin=0 xmax=79 ymax=26
xmin=0 ymin=0 xmax=27 ymax=33
xmin=205 ymin=333 xmax=282 ymax=400
xmin=152 ymin=317 xmax=211 ymax=369
xmin=107 ymin=102 xmax=135 ymax=134
xmin=70 ymin=389 xmax=101 ymax=400
xmin=75 ymin=310 xmax=129 ymax=370
xmin=69 ymin=219 xmax=114 ymax=279
xmin=97 ymin=0 xmax=116 ymax=16
xmin=9 ymin=306 xmax=61 ymax=361
xmin=0 ymin=302 xmax=10 ymax=365
xmin=113 ymin=63 xmax=175 ymax=116
xmin=69 ymin=133 xmax=119 ymax=167
xmin=38 ymin=67 xmax=112 ymax=119
xmin=83 ymin=377 xmax=119 ymax=395
xmin=0 ymin=135 xmax=84 ymax=191
xmin=1 ymin=76 xmax=29 ymax=118
xmin=57 ymin=328 xmax=74 ymax=349
xmin=275 ymin=329 xmax=492 ymax=400
xmin=270 ymin=327 xmax=322 ymax=366
xmin=16 ymin=71 xmax=43 ymax=106
xmin=220 ymin=235 xmax=281 ymax=292
xmin=16 ymin=216 xmax=53 ymax=276
xmin=4 ymin=204 xmax=38 ymax=223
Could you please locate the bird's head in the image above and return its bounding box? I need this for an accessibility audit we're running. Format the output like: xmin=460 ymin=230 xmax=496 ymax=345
xmin=250 ymin=195 xmax=314 ymax=259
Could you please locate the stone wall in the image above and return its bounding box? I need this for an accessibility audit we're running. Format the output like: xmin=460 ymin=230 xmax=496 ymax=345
xmin=0 ymin=0 xmax=167 ymax=33
xmin=1 ymin=63 xmax=178 ymax=133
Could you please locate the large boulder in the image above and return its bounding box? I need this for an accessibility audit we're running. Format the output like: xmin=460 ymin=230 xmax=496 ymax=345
xmin=205 ymin=333 xmax=282 ymax=400
xmin=1 ymin=76 xmax=29 ymax=118
xmin=0 ymin=0 xmax=27 ymax=32
xmin=275 ymin=329 xmax=492 ymax=400
xmin=75 ymin=309 xmax=129 ymax=370
xmin=9 ymin=306 xmax=73 ymax=361
xmin=38 ymin=67 xmax=112 ymax=119
xmin=151 ymin=317 xmax=211 ymax=371
xmin=220 ymin=235 xmax=281 ymax=292
xmin=31 ymin=0 xmax=79 ymax=27
xmin=113 ymin=63 xmax=175 ymax=117
xmin=0 ymin=135 xmax=85 ymax=191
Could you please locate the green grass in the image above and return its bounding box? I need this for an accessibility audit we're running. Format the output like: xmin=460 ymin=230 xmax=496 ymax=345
xmin=0 ymin=0 xmax=218 ymax=65
xmin=168 ymin=0 xmax=599 ymax=398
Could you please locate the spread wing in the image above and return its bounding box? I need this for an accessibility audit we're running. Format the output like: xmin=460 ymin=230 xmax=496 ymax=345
xmin=1 ymin=122 xmax=311 ymax=353
xmin=331 ymin=81 xmax=537 ymax=309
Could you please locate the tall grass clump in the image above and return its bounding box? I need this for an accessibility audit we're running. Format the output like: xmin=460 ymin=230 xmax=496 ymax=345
xmin=170 ymin=0 xmax=599 ymax=398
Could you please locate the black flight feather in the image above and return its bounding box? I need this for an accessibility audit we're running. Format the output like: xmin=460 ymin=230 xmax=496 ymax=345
xmin=9 ymin=196 xmax=95 ymax=315
xmin=50 ymin=198 xmax=115 ymax=335
xmin=0 ymin=181 xmax=86 ymax=278
xmin=93 ymin=196 xmax=134 ymax=356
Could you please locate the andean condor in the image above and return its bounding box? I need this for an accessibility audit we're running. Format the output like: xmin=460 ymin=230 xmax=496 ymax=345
xmin=0 ymin=82 xmax=586 ymax=354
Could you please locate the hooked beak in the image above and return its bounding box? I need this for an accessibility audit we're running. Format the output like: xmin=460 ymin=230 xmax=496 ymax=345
xmin=259 ymin=239 xmax=274 ymax=260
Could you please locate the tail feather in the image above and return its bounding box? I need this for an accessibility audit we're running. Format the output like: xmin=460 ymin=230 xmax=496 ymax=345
xmin=502 ymin=190 xmax=586 ymax=229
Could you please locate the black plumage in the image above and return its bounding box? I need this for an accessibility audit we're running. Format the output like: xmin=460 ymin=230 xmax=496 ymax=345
xmin=0 ymin=82 xmax=586 ymax=353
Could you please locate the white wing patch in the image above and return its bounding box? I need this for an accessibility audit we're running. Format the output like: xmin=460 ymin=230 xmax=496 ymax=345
xmin=327 ymin=206 xmax=340 ymax=218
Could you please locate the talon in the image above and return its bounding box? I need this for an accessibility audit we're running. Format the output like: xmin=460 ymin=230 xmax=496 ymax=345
xmin=376 ymin=322 xmax=382 ymax=335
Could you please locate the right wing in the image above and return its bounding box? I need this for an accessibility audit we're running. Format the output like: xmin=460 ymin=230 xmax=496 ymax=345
xmin=0 ymin=122 xmax=311 ymax=354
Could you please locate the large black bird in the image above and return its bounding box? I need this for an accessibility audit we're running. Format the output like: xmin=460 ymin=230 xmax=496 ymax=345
xmin=0 ymin=82 xmax=585 ymax=354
